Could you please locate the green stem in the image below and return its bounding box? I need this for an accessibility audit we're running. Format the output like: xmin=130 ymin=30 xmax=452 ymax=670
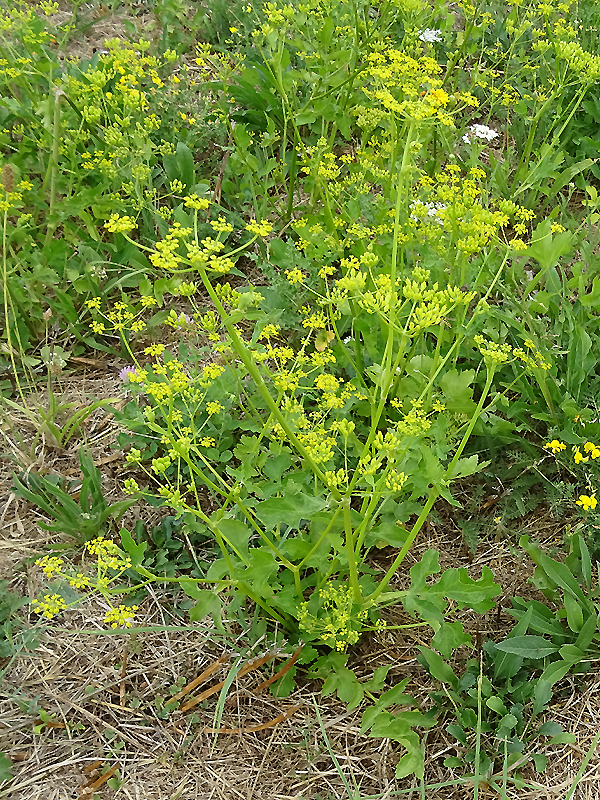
xmin=343 ymin=496 xmax=361 ymax=603
xmin=368 ymin=366 xmax=496 ymax=603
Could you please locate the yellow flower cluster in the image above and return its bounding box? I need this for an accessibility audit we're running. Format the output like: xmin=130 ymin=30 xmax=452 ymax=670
xmin=356 ymin=48 xmax=455 ymax=127
xmin=86 ymin=537 xmax=132 ymax=572
xmin=31 ymin=594 xmax=67 ymax=619
xmin=573 ymin=441 xmax=600 ymax=463
xmin=298 ymin=584 xmax=368 ymax=651
xmin=576 ymin=494 xmax=597 ymax=511
xmin=104 ymin=604 xmax=139 ymax=629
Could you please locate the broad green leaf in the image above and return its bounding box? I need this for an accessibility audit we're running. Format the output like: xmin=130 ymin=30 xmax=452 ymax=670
xmin=418 ymin=648 xmax=458 ymax=689
xmin=538 ymin=722 xmax=564 ymax=736
xmin=431 ymin=621 xmax=472 ymax=657
xmin=446 ymin=724 xmax=468 ymax=745
xmin=558 ymin=644 xmax=585 ymax=662
xmin=497 ymin=713 xmax=518 ymax=733
xmin=188 ymin=590 xmax=222 ymax=628
xmin=255 ymin=492 xmax=328 ymax=530
xmin=409 ymin=549 xmax=440 ymax=591
xmin=486 ymin=696 xmax=507 ymax=715
xmin=377 ymin=679 xmax=415 ymax=709
xmin=436 ymin=566 xmax=501 ymax=613
xmin=563 ymin=592 xmax=584 ymax=633
xmin=217 ymin=519 xmax=251 ymax=556
xmin=533 ymin=680 xmax=553 ymax=716
xmin=495 ymin=635 xmax=559 ymax=659
xmin=448 ymin=455 xmax=483 ymax=482
xmin=440 ymin=369 xmax=477 ymax=414
xmin=549 ymin=732 xmax=577 ymax=745
xmin=241 ymin=550 xmax=280 ymax=597
xmin=362 ymin=665 xmax=392 ymax=693
xmin=119 ymin=527 xmax=147 ymax=566
xmin=538 ymin=552 xmax=588 ymax=604
xmin=538 ymin=659 xmax=575 ymax=685
xmin=0 ymin=752 xmax=13 ymax=782
xmin=575 ymin=612 xmax=598 ymax=651
xmin=322 ymin=666 xmax=363 ymax=709
xmin=524 ymin=219 xmax=574 ymax=271
xmin=532 ymin=753 xmax=548 ymax=772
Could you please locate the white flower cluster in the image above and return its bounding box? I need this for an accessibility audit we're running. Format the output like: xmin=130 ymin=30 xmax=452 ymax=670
xmin=418 ymin=28 xmax=443 ymax=43
xmin=462 ymin=124 xmax=499 ymax=144
xmin=409 ymin=201 xmax=447 ymax=225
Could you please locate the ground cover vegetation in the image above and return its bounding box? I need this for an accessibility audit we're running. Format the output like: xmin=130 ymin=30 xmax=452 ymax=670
xmin=2 ymin=0 xmax=600 ymax=796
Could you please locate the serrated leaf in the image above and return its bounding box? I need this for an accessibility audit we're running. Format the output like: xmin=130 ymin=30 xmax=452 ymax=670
xmin=431 ymin=621 xmax=472 ymax=657
xmin=322 ymin=666 xmax=363 ymax=709
xmin=217 ymin=519 xmax=250 ymax=555
xmin=255 ymin=492 xmax=328 ymax=530
xmin=440 ymin=369 xmax=477 ymax=414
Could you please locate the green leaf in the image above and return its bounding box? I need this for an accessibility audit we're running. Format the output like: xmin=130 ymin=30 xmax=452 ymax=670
xmin=241 ymin=550 xmax=280 ymax=597
xmin=558 ymin=644 xmax=585 ymax=662
xmin=431 ymin=621 xmax=472 ymax=657
xmin=377 ymin=679 xmax=414 ymax=709
xmin=563 ymin=592 xmax=584 ymax=633
xmin=362 ymin=665 xmax=392 ymax=692
xmin=444 ymin=756 xmax=463 ymax=768
xmin=532 ymin=753 xmax=548 ymax=772
xmin=409 ymin=549 xmax=440 ymax=591
xmin=549 ymin=732 xmax=577 ymax=745
xmin=418 ymin=648 xmax=458 ymax=689
xmin=436 ymin=566 xmax=501 ymax=613
xmin=176 ymin=141 xmax=195 ymax=190
xmin=0 ymin=752 xmax=13 ymax=782
xmin=538 ymin=552 xmax=588 ymax=604
xmin=217 ymin=519 xmax=251 ymax=556
xmin=486 ymin=695 xmax=508 ymax=715
xmin=538 ymin=722 xmax=565 ymax=736
xmin=322 ymin=665 xmax=363 ymax=709
xmin=448 ymin=455 xmax=483 ymax=481
xmin=446 ymin=724 xmax=468 ymax=744
xmin=495 ymin=635 xmax=559 ymax=659
xmin=524 ymin=219 xmax=574 ymax=271
xmin=440 ymin=369 xmax=477 ymax=414
xmin=119 ymin=527 xmax=147 ymax=566
xmin=575 ymin=612 xmax=598 ymax=652
xmin=188 ymin=590 xmax=222 ymax=630
xmin=255 ymin=492 xmax=328 ymax=530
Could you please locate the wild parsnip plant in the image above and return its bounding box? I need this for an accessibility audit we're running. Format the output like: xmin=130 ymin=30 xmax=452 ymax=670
xmin=15 ymin=0 xmax=600 ymax=789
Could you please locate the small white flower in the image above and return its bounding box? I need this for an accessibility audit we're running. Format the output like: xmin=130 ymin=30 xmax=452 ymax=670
xmin=462 ymin=124 xmax=499 ymax=144
xmin=410 ymin=200 xmax=446 ymax=225
xmin=419 ymin=28 xmax=443 ymax=43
